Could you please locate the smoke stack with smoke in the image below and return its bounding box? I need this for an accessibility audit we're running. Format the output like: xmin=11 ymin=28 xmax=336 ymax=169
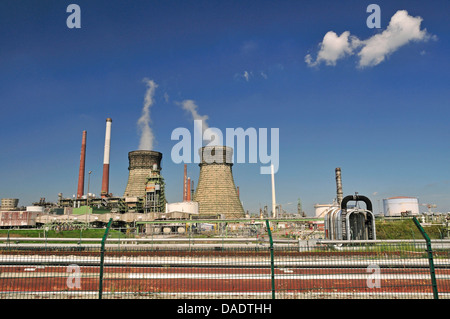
xmin=138 ymin=78 xmax=158 ymax=150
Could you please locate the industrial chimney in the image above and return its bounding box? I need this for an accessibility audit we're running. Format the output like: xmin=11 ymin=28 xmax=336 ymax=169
xmin=183 ymin=164 xmax=187 ymax=201
xmin=101 ymin=118 xmax=112 ymax=198
xmin=77 ymin=130 xmax=87 ymax=199
xmin=194 ymin=146 xmax=245 ymax=219
xmin=335 ymin=167 xmax=343 ymax=205
xmin=124 ymin=150 xmax=163 ymax=198
xmin=187 ymin=177 xmax=191 ymax=201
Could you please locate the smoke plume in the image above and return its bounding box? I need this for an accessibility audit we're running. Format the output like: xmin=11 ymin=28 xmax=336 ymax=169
xmin=180 ymin=100 xmax=209 ymax=129
xmin=138 ymin=78 xmax=158 ymax=150
xmin=179 ymin=99 xmax=220 ymax=146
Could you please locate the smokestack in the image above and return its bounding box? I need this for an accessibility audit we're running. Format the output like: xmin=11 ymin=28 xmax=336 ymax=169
xmin=77 ymin=130 xmax=87 ymax=199
xmin=101 ymin=118 xmax=112 ymax=198
xmin=335 ymin=167 xmax=343 ymax=205
xmin=191 ymin=180 xmax=194 ymax=201
xmin=183 ymin=164 xmax=187 ymax=201
xmin=187 ymin=177 xmax=191 ymax=201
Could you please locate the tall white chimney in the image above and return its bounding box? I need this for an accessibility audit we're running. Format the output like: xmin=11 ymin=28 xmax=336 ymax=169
xmin=101 ymin=118 xmax=112 ymax=198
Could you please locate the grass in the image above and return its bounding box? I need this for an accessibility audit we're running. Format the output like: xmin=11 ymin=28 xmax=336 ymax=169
xmin=0 ymin=228 xmax=125 ymax=239
xmin=375 ymin=219 xmax=447 ymax=240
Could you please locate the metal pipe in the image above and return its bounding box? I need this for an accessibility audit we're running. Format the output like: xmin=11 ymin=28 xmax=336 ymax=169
xmin=271 ymin=164 xmax=276 ymax=218
xmin=340 ymin=194 xmax=373 ymax=212
xmin=77 ymin=130 xmax=87 ymax=199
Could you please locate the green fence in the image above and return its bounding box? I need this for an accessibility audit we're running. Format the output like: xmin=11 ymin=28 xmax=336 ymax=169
xmin=0 ymin=218 xmax=449 ymax=299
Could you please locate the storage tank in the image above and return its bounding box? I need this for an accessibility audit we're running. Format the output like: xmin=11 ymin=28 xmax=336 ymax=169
xmin=166 ymin=201 xmax=199 ymax=215
xmin=314 ymin=204 xmax=339 ymax=217
xmin=383 ymin=196 xmax=419 ymax=217
xmin=26 ymin=206 xmax=45 ymax=213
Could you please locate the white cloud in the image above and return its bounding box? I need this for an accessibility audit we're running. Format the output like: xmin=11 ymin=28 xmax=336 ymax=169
xmin=235 ymin=70 xmax=269 ymax=82
xmin=243 ymin=70 xmax=251 ymax=81
xmin=305 ymin=31 xmax=360 ymax=67
xmin=357 ymin=10 xmax=432 ymax=68
xmin=163 ymin=92 xmax=170 ymax=103
xmin=241 ymin=40 xmax=258 ymax=54
xmin=305 ymin=10 xmax=434 ymax=68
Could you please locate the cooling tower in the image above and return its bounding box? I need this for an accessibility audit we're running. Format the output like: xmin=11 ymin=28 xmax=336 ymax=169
xmin=124 ymin=150 xmax=162 ymax=198
xmin=194 ymin=146 xmax=245 ymax=219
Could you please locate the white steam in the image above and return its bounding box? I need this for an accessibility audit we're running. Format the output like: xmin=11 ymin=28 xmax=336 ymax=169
xmin=179 ymin=99 xmax=209 ymax=132
xmin=178 ymin=99 xmax=221 ymax=145
xmin=138 ymin=78 xmax=158 ymax=150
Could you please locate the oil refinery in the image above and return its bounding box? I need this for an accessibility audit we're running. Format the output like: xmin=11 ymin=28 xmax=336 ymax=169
xmin=0 ymin=117 xmax=448 ymax=240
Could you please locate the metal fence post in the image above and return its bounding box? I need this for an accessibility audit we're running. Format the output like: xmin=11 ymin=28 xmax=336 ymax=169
xmin=265 ymin=219 xmax=275 ymax=299
xmin=412 ymin=217 xmax=439 ymax=299
xmin=99 ymin=218 xmax=113 ymax=300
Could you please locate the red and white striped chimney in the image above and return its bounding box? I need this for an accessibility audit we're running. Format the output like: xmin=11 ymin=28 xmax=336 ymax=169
xmin=101 ymin=118 xmax=112 ymax=198
xmin=77 ymin=130 xmax=87 ymax=199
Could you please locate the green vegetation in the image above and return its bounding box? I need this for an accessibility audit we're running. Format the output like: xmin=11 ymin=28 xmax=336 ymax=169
xmin=0 ymin=228 xmax=125 ymax=239
xmin=375 ymin=219 xmax=448 ymax=240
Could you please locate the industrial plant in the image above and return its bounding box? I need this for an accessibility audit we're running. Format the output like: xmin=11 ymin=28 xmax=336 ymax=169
xmin=0 ymin=117 xmax=252 ymax=232
xmin=0 ymin=117 xmax=448 ymax=240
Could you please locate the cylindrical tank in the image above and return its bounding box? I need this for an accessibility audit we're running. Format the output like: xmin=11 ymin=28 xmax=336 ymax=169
xmin=314 ymin=204 xmax=338 ymax=217
xmin=1 ymin=198 xmax=19 ymax=211
xmin=166 ymin=201 xmax=199 ymax=215
xmin=26 ymin=206 xmax=44 ymax=213
xmin=383 ymin=196 xmax=419 ymax=217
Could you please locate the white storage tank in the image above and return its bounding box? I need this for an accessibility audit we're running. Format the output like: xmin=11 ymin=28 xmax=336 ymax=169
xmin=314 ymin=204 xmax=339 ymax=217
xmin=166 ymin=201 xmax=199 ymax=215
xmin=26 ymin=206 xmax=44 ymax=213
xmin=383 ymin=196 xmax=419 ymax=217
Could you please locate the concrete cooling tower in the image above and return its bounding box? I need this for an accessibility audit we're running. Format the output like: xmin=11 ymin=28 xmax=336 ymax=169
xmin=194 ymin=146 xmax=245 ymax=219
xmin=124 ymin=150 xmax=162 ymax=198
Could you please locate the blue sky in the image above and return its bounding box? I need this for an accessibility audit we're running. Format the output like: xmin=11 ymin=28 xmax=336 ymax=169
xmin=0 ymin=0 xmax=448 ymax=216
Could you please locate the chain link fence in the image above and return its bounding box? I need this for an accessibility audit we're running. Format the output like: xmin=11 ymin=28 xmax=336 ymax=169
xmin=0 ymin=219 xmax=449 ymax=299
